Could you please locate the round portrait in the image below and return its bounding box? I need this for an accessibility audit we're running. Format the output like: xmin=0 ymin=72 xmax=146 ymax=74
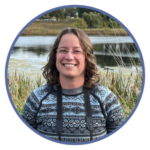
xmin=6 ymin=5 xmax=145 ymax=144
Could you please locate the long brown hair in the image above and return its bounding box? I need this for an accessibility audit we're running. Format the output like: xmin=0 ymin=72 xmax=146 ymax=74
xmin=42 ymin=27 xmax=100 ymax=88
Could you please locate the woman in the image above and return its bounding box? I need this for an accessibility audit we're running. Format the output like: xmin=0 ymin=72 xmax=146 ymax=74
xmin=22 ymin=27 xmax=125 ymax=143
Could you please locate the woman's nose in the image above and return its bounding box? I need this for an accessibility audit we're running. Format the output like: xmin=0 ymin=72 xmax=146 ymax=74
xmin=65 ymin=51 xmax=74 ymax=60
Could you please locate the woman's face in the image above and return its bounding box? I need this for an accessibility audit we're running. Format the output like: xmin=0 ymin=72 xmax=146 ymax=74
xmin=56 ymin=33 xmax=86 ymax=81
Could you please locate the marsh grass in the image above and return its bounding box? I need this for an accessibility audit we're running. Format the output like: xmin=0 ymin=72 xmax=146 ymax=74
xmin=8 ymin=69 xmax=142 ymax=118
xmin=99 ymin=69 xmax=142 ymax=118
xmin=96 ymin=19 xmax=143 ymax=118
xmin=8 ymin=71 xmax=45 ymax=114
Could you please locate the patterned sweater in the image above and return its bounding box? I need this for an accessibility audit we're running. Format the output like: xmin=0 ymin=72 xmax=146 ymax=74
xmin=22 ymin=83 xmax=125 ymax=143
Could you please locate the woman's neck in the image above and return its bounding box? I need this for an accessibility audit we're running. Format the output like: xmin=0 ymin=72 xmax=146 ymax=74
xmin=59 ymin=75 xmax=84 ymax=89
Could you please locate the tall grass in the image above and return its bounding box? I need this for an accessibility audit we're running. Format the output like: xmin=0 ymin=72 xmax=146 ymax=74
xmin=99 ymin=70 xmax=142 ymax=118
xmin=8 ymin=69 xmax=142 ymax=119
xmin=8 ymin=71 xmax=45 ymax=114
xmin=97 ymin=20 xmax=143 ymax=118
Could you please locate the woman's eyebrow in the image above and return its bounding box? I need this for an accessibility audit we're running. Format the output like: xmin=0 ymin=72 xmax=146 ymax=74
xmin=58 ymin=46 xmax=67 ymax=49
xmin=58 ymin=46 xmax=82 ymax=49
xmin=73 ymin=46 xmax=82 ymax=49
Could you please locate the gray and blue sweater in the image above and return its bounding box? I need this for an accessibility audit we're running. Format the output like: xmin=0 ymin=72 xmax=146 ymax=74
xmin=22 ymin=83 xmax=125 ymax=142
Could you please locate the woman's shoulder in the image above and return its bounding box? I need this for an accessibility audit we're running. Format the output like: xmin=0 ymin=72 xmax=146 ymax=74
xmin=31 ymin=84 xmax=53 ymax=101
xmin=33 ymin=83 xmax=52 ymax=93
xmin=90 ymin=83 xmax=115 ymax=103
xmin=90 ymin=83 xmax=112 ymax=95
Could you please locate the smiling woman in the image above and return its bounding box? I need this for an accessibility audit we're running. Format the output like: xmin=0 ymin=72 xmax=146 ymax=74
xmin=56 ymin=33 xmax=86 ymax=89
xmin=21 ymin=27 xmax=125 ymax=143
xmin=42 ymin=27 xmax=100 ymax=88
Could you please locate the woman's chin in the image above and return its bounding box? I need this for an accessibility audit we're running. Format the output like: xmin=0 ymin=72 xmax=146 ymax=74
xmin=64 ymin=74 xmax=75 ymax=78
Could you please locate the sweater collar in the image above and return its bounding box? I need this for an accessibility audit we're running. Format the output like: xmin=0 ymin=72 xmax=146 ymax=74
xmin=53 ymin=85 xmax=83 ymax=95
xmin=62 ymin=86 xmax=83 ymax=95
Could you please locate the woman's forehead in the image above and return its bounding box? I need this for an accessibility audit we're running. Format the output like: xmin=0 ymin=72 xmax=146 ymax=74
xmin=60 ymin=33 xmax=79 ymax=41
xmin=58 ymin=33 xmax=82 ymax=48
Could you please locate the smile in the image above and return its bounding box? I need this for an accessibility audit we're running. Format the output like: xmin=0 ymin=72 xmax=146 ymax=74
xmin=63 ymin=64 xmax=77 ymax=67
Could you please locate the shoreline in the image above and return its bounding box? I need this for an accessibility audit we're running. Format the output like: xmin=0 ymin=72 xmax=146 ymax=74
xmin=21 ymin=31 xmax=128 ymax=36
xmin=21 ymin=29 xmax=128 ymax=36
xmin=21 ymin=21 xmax=128 ymax=36
xmin=8 ymin=57 xmax=141 ymax=76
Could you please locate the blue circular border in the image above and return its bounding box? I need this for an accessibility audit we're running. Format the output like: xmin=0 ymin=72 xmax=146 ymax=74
xmin=5 ymin=5 xmax=145 ymax=145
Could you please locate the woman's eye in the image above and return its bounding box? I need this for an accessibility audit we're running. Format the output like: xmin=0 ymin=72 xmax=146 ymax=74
xmin=74 ymin=50 xmax=81 ymax=53
xmin=60 ymin=50 xmax=67 ymax=53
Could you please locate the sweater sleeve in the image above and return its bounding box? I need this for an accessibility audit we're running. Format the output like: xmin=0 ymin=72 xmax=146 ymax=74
xmin=105 ymin=93 xmax=125 ymax=133
xmin=21 ymin=92 xmax=40 ymax=130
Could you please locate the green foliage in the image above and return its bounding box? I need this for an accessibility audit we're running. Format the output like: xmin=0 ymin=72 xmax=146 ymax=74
xmin=39 ymin=15 xmax=48 ymax=19
xmin=64 ymin=8 xmax=76 ymax=17
xmin=39 ymin=15 xmax=50 ymax=19
xmin=77 ymin=8 xmax=111 ymax=22
xmin=82 ymin=12 xmax=103 ymax=28
xmin=103 ymin=21 xmax=107 ymax=28
xmin=77 ymin=8 xmax=97 ymax=17
xmin=73 ymin=18 xmax=88 ymax=29
xmin=100 ymin=14 xmax=111 ymax=21
xmin=107 ymin=20 xmax=119 ymax=28
xmin=48 ymin=9 xmax=64 ymax=20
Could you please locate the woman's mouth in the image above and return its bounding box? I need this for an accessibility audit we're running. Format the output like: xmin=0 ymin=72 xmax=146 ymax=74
xmin=63 ymin=64 xmax=77 ymax=67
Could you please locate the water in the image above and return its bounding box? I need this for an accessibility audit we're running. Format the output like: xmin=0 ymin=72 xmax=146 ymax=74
xmin=8 ymin=36 xmax=141 ymax=75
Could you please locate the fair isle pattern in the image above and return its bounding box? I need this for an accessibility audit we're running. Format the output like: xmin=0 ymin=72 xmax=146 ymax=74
xmin=22 ymin=83 xmax=125 ymax=143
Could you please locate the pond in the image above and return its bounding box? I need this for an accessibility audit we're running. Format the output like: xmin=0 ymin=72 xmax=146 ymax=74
xmin=8 ymin=36 xmax=141 ymax=75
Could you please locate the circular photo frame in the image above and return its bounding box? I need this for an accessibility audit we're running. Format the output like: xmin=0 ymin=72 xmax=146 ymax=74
xmin=4 ymin=4 xmax=146 ymax=146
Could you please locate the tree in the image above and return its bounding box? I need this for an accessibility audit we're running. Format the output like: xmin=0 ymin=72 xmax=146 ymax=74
xmin=77 ymin=8 xmax=111 ymax=22
xmin=73 ymin=18 xmax=88 ymax=29
xmin=64 ymin=8 xmax=77 ymax=17
xmin=82 ymin=12 xmax=103 ymax=28
xmin=48 ymin=9 xmax=64 ymax=21
xmin=100 ymin=13 xmax=111 ymax=21
xmin=76 ymin=8 xmax=97 ymax=17
xmin=103 ymin=21 xmax=107 ymax=28
xmin=107 ymin=19 xmax=120 ymax=28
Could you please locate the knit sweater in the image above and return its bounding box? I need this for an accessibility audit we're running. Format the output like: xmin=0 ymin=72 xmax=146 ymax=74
xmin=22 ymin=83 xmax=125 ymax=143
